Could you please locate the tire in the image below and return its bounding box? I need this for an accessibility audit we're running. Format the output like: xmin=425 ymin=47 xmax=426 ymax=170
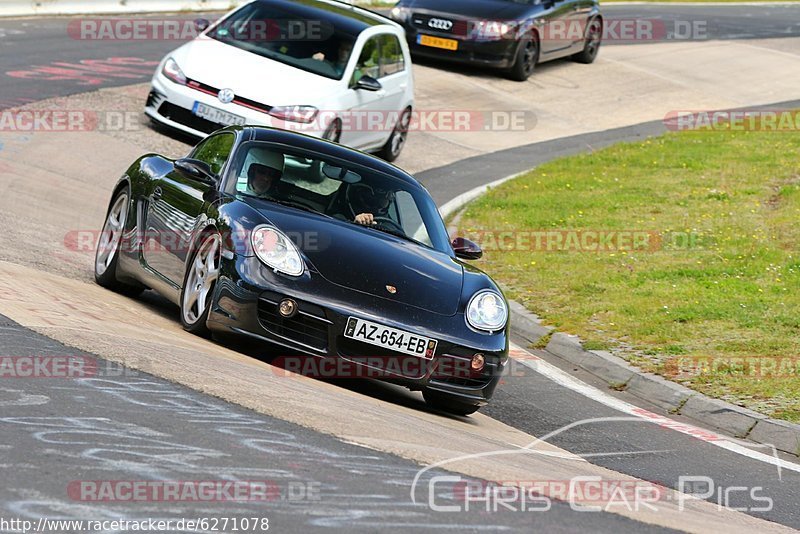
xmin=507 ymin=37 xmax=539 ymax=82
xmin=322 ymin=119 xmax=342 ymax=144
xmin=378 ymin=108 xmax=411 ymax=162
xmin=180 ymin=232 xmax=222 ymax=337
xmin=94 ymin=187 xmax=144 ymax=297
xmin=572 ymin=17 xmax=602 ymax=64
xmin=423 ymin=390 xmax=481 ymax=416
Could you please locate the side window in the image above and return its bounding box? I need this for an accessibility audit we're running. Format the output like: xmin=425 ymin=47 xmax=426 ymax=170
xmin=379 ymin=34 xmax=405 ymax=77
xmin=395 ymin=191 xmax=432 ymax=246
xmin=351 ymin=36 xmax=380 ymax=84
xmin=191 ymin=133 xmax=235 ymax=176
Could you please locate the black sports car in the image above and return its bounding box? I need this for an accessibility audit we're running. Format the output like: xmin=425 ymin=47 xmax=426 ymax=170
xmin=389 ymin=0 xmax=602 ymax=80
xmin=94 ymin=126 xmax=509 ymax=415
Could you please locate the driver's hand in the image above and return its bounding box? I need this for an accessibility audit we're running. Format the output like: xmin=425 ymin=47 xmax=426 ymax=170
xmin=355 ymin=213 xmax=375 ymax=226
xmin=312 ymin=52 xmax=325 ymax=61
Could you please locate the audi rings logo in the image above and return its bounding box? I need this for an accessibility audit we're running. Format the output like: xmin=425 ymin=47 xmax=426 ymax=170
xmin=428 ymin=18 xmax=454 ymax=31
xmin=218 ymin=88 xmax=235 ymax=104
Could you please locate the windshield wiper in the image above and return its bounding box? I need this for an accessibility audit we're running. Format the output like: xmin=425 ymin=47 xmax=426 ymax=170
xmin=268 ymin=198 xmax=333 ymax=219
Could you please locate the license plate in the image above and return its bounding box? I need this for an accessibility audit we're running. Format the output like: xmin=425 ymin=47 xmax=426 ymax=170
xmin=418 ymin=34 xmax=458 ymax=51
xmin=192 ymin=102 xmax=246 ymax=126
xmin=344 ymin=317 xmax=437 ymax=360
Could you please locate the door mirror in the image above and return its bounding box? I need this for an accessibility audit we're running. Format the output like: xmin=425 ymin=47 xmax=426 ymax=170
xmin=175 ymin=158 xmax=218 ymax=186
xmin=355 ymin=75 xmax=383 ymax=92
xmin=452 ymin=237 xmax=483 ymax=260
xmin=194 ymin=18 xmax=210 ymax=32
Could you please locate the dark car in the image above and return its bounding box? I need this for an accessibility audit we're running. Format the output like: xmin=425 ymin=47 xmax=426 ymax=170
xmin=389 ymin=0 xmax=602 ymax=80
xmin=94 ymin=126 xmax=509 ymax=416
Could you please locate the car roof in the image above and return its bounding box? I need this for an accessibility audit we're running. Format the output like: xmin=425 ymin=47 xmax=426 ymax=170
xmin=229 ymin=126 xmax=422 ymax=188
xmin=250 ymin=0 xmax=395 ymax=36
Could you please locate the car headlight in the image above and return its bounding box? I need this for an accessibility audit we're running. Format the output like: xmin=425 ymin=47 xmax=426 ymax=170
xmin=473 ymin=20 xmax=516 ymax=41
xmin=251 ymin=225 xmax=305 ymax=276
xmin=466 ymin=290 xmax=507 ymax=332
xmin=269 ymin=106 xmax=319 ymax=124
xmin=390 ymin=6 xmax=410 ymax=23
xmin=162 ymin=57 xmax=187 ymax=85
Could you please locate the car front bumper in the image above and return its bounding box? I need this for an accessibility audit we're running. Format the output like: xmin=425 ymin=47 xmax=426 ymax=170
xmin=145 ymin=73 xmax=329 ymax=140
xmin=403 ymin=27 xmax=520 ymax=69
xmin=207 ymin=254 xmax=509 ymax=406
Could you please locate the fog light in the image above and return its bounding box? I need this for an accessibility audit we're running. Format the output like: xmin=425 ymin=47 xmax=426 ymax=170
xmin=471 ymin=353 xmax=486 ymax=372
xmin=279 ymin=299 xmax=297 ymax=318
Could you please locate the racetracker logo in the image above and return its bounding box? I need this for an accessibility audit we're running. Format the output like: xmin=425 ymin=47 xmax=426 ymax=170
xmin=0 ymin=356 xmax=97 ymax=378
xmin=451 ymin=229 xmax=662 ymax=253
xmin=273 ymin=110 xmax=537 ymax=133
xmin=666 ymin=356 xmax=800 ymax=378
xmin=271 ymin=355 xmax=490 ymax=380
xmin=664 ymin=110 xmax=800 ymax=131
xmin=467 ymin=18 xmax=707 ymax=42
xmin=65 ymin=229 xmax=323 ymax=255
xmin=67 ymin=480 xmax=320 ymax=502
xmin=68 ymin=18 xmax=334 ymax=42
xmin=0 ymin=110 xmax=141 ymax=132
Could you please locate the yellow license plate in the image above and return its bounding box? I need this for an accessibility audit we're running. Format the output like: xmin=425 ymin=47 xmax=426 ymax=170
xmin=418 ymin=34 xmax=458 ymax=51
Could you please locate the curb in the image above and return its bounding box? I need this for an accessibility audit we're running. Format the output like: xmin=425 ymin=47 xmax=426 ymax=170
xmin=436 ymin=141 xmax=800 ymax=458
xmin=510 ymin=303 xmax=800 ymax=456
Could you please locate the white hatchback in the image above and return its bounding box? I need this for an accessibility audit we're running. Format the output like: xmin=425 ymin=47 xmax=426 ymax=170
xmin=146 ymin=0 xmax=415 ymax=161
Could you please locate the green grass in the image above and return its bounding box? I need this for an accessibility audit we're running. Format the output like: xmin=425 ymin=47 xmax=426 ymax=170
xmin=459 ymin=127 xmax=800 ymax=422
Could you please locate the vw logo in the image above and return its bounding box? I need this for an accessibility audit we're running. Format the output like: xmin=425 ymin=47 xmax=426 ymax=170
xmin=428 ymin=18 xmax=453 ymax=31
xmin=218 ymin=88 xmax=235 ymax=104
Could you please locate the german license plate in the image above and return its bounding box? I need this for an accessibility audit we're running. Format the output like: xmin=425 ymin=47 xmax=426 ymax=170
xmin=418 ymin=34 xmax=458 ymax=51
xmin=344 ymin=317 xmax=437 ymax=359
xmin=192 ymin=101 xmax=246 ymax=126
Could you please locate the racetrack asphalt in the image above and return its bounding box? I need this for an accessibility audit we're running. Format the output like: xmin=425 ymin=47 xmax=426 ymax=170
xmin=2 ymin=5 xmax=800 ymax=532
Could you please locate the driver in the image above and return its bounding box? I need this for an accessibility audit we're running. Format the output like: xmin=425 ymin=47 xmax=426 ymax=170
xmin=246 ymin=151 xmax=285 ymax=198
xmin=351 ymin=185 xmax=394 ymax=226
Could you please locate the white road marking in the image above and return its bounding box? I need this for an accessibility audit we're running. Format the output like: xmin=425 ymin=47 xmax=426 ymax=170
xmin=509 ymin=345 xmax=800 ymax=476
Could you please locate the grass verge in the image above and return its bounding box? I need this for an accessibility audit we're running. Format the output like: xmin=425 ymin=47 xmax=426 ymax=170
xmin=457 ymin=125 xmax=800 ymax=422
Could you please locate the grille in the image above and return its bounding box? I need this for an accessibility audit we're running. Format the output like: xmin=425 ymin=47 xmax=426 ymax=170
xmin=429 ymin=353 xmax=497 ymax=389
xmin=411 ymin=13 xmax=469 ymax=36
xmin=337 ymin=336 xmax=433 ymax=379
xmin=186 ymin=79 xmax=272 ymax=114
xmin=257 ymin=292 xmax=330 ymax=352
xmin=146 ymin=90 xmax=166 ymax=109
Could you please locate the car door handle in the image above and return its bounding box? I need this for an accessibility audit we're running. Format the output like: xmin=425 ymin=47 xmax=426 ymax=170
xmin=153 ymin=186 xmax=163 ymax=200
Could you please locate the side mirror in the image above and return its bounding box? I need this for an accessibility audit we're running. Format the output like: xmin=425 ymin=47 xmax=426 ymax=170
xmin=175 ymin=158 xmax=218 ymax=186
xmin=355 ymin=76 xmax=383 ymax=92
xmin=194 ymin=18 xmax=211 ymax=32
xmin=452 ymin=237 xmax=483 ymax=260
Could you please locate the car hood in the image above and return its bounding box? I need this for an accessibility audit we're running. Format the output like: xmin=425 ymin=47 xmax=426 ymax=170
xmin=403 ymin=0 xmax=535 ymax=19
xmin=252 ymin=202 xmax=464 ymax=316
xmin=172 ymin=38 xmax=341 ymax=107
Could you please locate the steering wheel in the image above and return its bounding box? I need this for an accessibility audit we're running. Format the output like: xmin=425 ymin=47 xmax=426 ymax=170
xmin=346 ymin=183 xmax=370 ymax=220
xmin=372 ymin=216 xmax=405 ymax=234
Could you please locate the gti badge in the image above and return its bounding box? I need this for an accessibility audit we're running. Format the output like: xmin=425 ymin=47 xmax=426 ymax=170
xmin=218 ymin=88 xmax=235 ymax=104
xmin=428 ymin=18 xmax=454 ymax=31
xmin=386 ymin=285 xmax=397 ymax=294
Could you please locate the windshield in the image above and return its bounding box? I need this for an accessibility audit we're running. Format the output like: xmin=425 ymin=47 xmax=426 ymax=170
xmin=226 ymin=141 xmax=451 ymax=253
xmin=208 ymin=2 xmax=357 ymax=80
